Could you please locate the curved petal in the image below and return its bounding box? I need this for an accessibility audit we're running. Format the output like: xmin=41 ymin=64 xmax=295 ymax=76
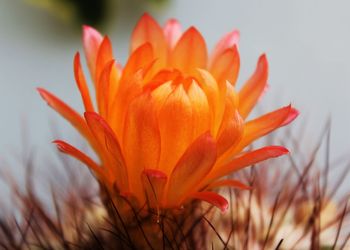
xmin=53 ymin=140 xmax=105 ymax=180
xmin=210 ymin=46 xmax=240 ymax=86
xmin=211 ymin=30 xmax=240 ymax=63
xmin=74 ymin=52 xmax=94 ymax=112
xmin=170 ymin=27 xmax=208 ymax=76
xmin=84 ymin=112 xmax=129 ymax=192
xmin=82 ymin=25 xmax=103 ymax=80
xmin=238 ymin=54 xmax=268 ymax=119
xmin=166 ymin=132 xmax=217 ymax=207
xmin=207 ymin=146 xmax=289 ymax=182
xmin=190 ymin=192 xmax=228 ymax=212
xmin=130 ymin=13 xmax=167 ymax=67
xmin=206 ymin=179 xmax=251 ymax=190
xmin=163 ymin=18 xmax=182 ymax=49
xmin=236 ymin=105 xmax=297 ymax=152
xmin=95 ymin=36 xmax=114 ymax=85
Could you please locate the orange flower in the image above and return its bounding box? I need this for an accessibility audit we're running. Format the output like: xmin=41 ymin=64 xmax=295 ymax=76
xmin=38 ymin=14 xmax=298 ymax=212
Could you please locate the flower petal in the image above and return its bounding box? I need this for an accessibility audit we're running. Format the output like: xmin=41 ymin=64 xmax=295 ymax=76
xmin=37 ymin=88 xmax=94 ymax=145
xmin=84 ymin=112 xmax=129 ymax=192
xmin=238 ymin=54 xmax=268 ymax=119
xmin=53 ymin=140 xmax=105 ymax=180
xmin=141 ymin=169 xmax=167 ymax=210
xmin=123 ymin=93 xmax=161 ymax=199
xmin=211 ymin=30 xmax=240 ymax=63
xmin=207 ymin=146 xmax=289 ymax=181
xmin=130 ymin=13 xmax=167 ymax=67
xmin=190 ymin=192 xmax=228 ymax=212
xmin=158 ymin=85 xmax=193 ymax=175
xmin=95 ymin=37 xmax=114 ymax=85
xmin=236 ymin=105 xmax=297 ymax=152
xmin=74 ymin=52 xmax=94 ymax=112
xmin=166 ymin=132 xmax=217 ymax=207
xmin=170 ymin=27 xmax=208 ymax=75
xmin=210 ymin=46 xmax=240 ymax=86
xmin=163 ymin=18 xmax=182 ymax=49
xmin=82 ymin=25 xmax=103 ymax=80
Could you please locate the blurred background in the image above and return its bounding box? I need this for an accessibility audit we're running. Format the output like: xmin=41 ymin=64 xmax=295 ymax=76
xmin=0 ymin=0 xmax=349 ymax=182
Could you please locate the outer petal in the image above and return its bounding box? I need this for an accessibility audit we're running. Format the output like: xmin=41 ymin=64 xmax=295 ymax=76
xmin=238 ymin=54 xmax=268 ymax=119
xmin=189 ymin=192 xmax=228 ymax=212
xmin=130 ymin=13 xmax=167 ymax=67
xmin=53 ymin=140 xmax=106 ymax=181
xmin=123 ymin=93 xmax=161 ymax=199
xmin=163 ymin=18 xmax=182 ymax=49
xmin=37 ymin=88 xmax=94 ymax=146
xmin=141 ymin=169 xmax=167 ymax=210
xmin=206 ymin=146 xmax=289 ymax=182
xmin=170 ymin=27 xmax=208 ymax=76
xmin=206 ymin=179 xmax=251 ymax=190
xmin=211 ymin=30 xmax=240 ymax=63
xmin=83 ymin=25 xmax=103 ymax=80
xmin=158 ymin=85 xmax=193 ymax=175
xmin=74 ymin=52 xmax=94 ymax=112
xmin=210 ymin=46 xmax=240 ymax=86
xmin=95 ymin=37 xmax=114 ymax=85
xmin=166 ymin=132 xmax=217 ymax=207
xmin=235 ymin=105 xmax=297 ymax=152
xmin=84 ymin=112 xmax=129 ymax=192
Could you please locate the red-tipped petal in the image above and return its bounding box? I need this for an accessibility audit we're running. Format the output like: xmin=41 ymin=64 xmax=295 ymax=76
xmin=74 ymin=52 xmax=94 ymax=112
xmin=95 ymin=36 xmax=114 ymax=85
xmin=84 ymin=112 xmax=129 ymax=191
xmin=141 ymin=169 xmax=167 ymax=209
xmin=237 ymin=105 xmax=295 ymax=151
xmin=37 ymin=88 xmax=93 ymax=144
xmin=190 ymin=192 xmax=228 ymax=212
xmin=281 ymin=107 xmax=299 ymax=126
xmin=82 ymin=25 xmax=103 ymax=80
xmin=210 ymin=46 xmax=240 ymax=86
xmin=211 ymin=30 xmax=240 ymax=63
xmin=238 ymin=54 xmax=268 ymax=118
xmin=166 ymin=132 xmax=217 ymax=207
xmin=207 ymin=179 xmax=251 ymax=190
xmin=53 ymin=140 xmax=105 ymax=179
xmin=163 ymin=18 xmax=182 ymax=49
xmin=208 ymin=146 xmax=289 ymax=181
xmin=170 ymin=27 xmax=208 ymax=76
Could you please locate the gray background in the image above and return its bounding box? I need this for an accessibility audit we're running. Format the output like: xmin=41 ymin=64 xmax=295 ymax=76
xmin=0 ymin=0 xmax=349 ymax=176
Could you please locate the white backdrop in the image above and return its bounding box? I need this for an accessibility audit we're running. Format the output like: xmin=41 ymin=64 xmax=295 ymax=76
xmin=0 ymin=0 xmax=349 ymax=170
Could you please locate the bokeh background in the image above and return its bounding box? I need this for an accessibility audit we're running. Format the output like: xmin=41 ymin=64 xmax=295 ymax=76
xmin=0 ymin=0 xmax=349 ymax=181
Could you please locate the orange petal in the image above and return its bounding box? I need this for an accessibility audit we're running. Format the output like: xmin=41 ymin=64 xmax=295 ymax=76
xmin=166 ymin=132 xmax=217 ymax=207
xmin=84 ymin=112 xmax=129 ymax=192
xmin=121 ymin=43 xmax=154 ymax=83
xmin=53 ymin=140 xmax=106 ymax=181
xmin=74 ymin=52 xmax=94 ymax=112
xmin=211 ymin=30 xmax=240 ymax=63
xmin=216 ymin=110 xmax=244 ymax=156
xmin=82 ymin=25 xmax=103 ymax=80
xmin=190 ymin=192 xmax=228 ymax=212
xmin=170 ymin=27 xmax=208 ymax=75
xmin=141 ymin=169 xmax=167 ymax=210
xmin=207 ymin=179 xmax=251 ymax=190
xmin=123 ymin=93 xmax=161 ymax=199
xmin=210 ymin=46 xmax=240 ymax=86
xmin=238 ymin=54 xmax=268 ymax=119
xmin=130 ymin=13 xmax=167 ymax=67
xmin=187 ymin=80 xmax=211 ymax=138
xmin=236 ymin=105 xmax=296 ymax=151
xmin=208 ymin=146 xmax=289 ymax=181
xmin=37 ymin=88 xmax=93 ymax=145
xmin=281 ymin=107 xmax=299 ymax=126
xmin=95 ymin=37 xmax=114 ymax=85
xmin=163 ymin=18 xmax=182 ymax=49
xmin=157 ymin=85 xmax=193 ymax=175
xmin=97 ymin=60 xmax=115 ymax=118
